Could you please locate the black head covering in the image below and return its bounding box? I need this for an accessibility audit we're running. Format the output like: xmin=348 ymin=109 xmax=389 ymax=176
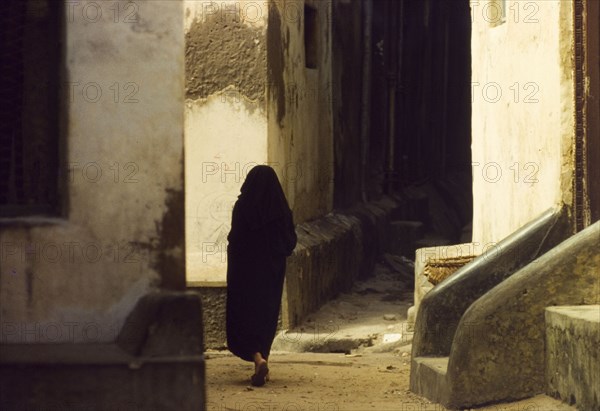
xmin=237 ymin=165 xmax=291 ymax=230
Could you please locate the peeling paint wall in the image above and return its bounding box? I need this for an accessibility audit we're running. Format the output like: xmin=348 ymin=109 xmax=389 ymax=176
xmin=185 ymin=0 xmax=334 ymax=282
xmin=0 ymin=0 xmax=185 ymax=343
xmin=471 ymin=0 xmax=575 ymax=245
xmin=267 ymin=0 xmax=334 ymax=224
xmin=184 ymin=0 xmax=268 ymax=283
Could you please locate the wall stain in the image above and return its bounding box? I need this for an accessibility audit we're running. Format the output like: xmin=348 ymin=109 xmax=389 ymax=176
xmin=155 ymin=186 xmax=185 ymax=290
xmin=186 ymin=14 xmax=266 ymax=102
xmin=135 ymin=185 xmax=186 ymax=290
xmin=267 ymin=5 xmax=286 ymax=125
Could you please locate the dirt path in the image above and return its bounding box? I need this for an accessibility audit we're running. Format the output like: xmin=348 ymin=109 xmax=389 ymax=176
xmin=205 ymin=351 xmax=573 ymax=411
xmin=206 ymin=262 xmax=574 ymax=411
xmin=206 ymin=351 xmax=432 ymax=411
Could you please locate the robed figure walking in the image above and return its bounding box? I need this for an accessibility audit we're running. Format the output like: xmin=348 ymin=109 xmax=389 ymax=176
xmin=226 ymin=165 xmax=297 ymax=387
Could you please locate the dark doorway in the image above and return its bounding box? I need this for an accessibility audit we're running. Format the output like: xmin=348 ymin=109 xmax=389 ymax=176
xmin=375 ymin=0 xmax=473 ymax=243
xmin=331 ymin=0 xmax=472 ymax=244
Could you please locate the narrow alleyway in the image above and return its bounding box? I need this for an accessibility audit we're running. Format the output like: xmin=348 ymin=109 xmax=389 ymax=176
xmin=205 ymin=263 xmax=576 ymax=411
xmin=2 ymin=1 xmax=598 ymax=409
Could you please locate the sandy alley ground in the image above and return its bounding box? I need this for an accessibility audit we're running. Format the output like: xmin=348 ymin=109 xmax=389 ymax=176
xmin=205 ymin=351 xmax=574 ymax=411
xmin=205 ymin=263 xmax=575 ymax=411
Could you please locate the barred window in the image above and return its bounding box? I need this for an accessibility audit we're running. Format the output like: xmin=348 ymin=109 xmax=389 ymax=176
xmin=0 ymin=0 xmax=61 ymax=217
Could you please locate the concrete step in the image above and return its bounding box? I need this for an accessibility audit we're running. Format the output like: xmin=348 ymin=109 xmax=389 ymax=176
xmin=410 ymin=356 xmax=449 ymax=405
xmin=411 ymin=355 xmax=580 ymax=411
xmin=271 ymin=268 xmax=415 ymax=355
xmin=545 ymin=305 xmax=600 ymax=411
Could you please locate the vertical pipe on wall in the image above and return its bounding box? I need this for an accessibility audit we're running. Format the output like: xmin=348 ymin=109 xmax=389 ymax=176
xmin=385 ymin=0 xmax=403 ymax=194
xmin=440 ymin=16 xmax=449 ymax=178
xmin=360 ymin=0 xmax=373 ymax=202
xmin=397 ymin=0 xmax=404 ymax=185
xmin=385 ymin=1 xmax=396 ymax=194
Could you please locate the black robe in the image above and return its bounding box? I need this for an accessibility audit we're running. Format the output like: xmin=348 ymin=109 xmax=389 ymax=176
xmin=226 ymin=165 xmax=297 ymax=362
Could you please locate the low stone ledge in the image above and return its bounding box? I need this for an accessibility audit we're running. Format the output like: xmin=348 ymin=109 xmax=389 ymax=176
xmin=191 ymin=196 xmax=401 ymax=347
xmin=282 ymin=197 xmax=400 ymax=328
xmin=187 ymin=285 xmax=228 ymax=350
xmin=545 ymin=305 xmax=600 ymax=411
xmin=0 ymin=291 xmax=206 ymax=411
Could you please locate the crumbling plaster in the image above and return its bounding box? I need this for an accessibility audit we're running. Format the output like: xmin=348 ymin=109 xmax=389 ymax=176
xmin=0 ymin=0 xmax=185 ymax=343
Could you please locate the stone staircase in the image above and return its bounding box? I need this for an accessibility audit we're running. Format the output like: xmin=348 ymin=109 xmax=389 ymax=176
xmin=411 ymin=305 xmax=599 ymax=410
xmin=409 ymin=209 xmax=600 ymax=410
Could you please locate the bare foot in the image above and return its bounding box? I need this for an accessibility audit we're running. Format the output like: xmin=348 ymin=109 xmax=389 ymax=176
xmin=251 ymin=353 xmax=269 ymax=387
xmin=251 ymin=360 xmax=269 ymax=387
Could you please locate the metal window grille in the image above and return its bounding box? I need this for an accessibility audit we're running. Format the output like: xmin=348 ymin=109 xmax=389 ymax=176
xmin=0 ymin=0 xmax=60 ymax=217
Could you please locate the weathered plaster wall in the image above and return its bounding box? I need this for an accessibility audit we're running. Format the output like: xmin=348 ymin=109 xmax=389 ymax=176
xmin=0 ymin=0 xmax=185 ymax=343
xmin=185 ymin=0 xmax=335 ymax=282
xmin=184 ymin=0 xmax=269 ymax=283
xmin=267 ymin=0 xmax=334 ymax=224
xmin=471 ymin=0 xmax=575 ymax=244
